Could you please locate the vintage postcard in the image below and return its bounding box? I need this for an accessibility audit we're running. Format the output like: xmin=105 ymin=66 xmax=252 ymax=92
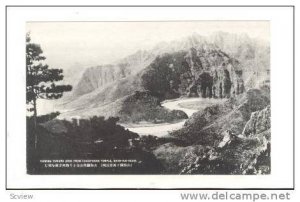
xmin=26 ymin=21 xmax=271 ymax=175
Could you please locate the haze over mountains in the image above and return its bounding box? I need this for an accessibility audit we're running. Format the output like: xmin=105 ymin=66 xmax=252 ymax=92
xmin=56 ymin=32 xmax=269 ymax=122
xmin=32 ymin=30 xmax=271 ymax=175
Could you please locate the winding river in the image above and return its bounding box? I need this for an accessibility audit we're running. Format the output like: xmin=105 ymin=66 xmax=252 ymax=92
xmin=123 ymin=98 xmax=223 ymax=137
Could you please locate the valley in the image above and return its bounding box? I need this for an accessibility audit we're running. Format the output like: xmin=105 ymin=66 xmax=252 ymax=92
xmin=28 ymin=31 xmax=271 ymax=175
xmin=123 ymin=97 xmax=226 ymax=137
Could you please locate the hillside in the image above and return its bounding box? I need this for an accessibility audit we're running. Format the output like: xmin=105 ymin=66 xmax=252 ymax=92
xmin=73 ymin=50 xmax=155 ymax=96
xmin=27 ymin=116 xmax=164 ymax=174
xmin=68 ymin=32 xmax=268 ymax=98
xmin=59 ymin=90 xmax=188 ymax=124
xmin=153 ymin=88 xmax=271 ymax=174
xmin=57 ymin=32 xmax=269 ymax=125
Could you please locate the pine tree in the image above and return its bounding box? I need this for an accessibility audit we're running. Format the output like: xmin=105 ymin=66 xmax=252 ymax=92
xmin=26 ymin=33 xmax=72 ymax=148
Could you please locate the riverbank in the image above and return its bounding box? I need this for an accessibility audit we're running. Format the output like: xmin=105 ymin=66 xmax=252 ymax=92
xmin=124 ymin=97 xmax=226 ymax=137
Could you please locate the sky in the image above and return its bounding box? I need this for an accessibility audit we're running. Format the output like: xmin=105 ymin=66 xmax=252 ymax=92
xmin=27 ymin=21 xmax=269 ymax=115
xmin=27 ymin=21 xmax=269 ymax=71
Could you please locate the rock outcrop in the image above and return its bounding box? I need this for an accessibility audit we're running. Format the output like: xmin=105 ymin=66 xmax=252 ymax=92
xmin=60 ymin=33 xmax=269 ymax=126
xmin=242 ymin=105 xmax=271 ymax=137
xmin=120 ymin=91 xmax=188 ymax=123
xmin=70 ymin=32 xmax=268 ymax=102
xmin=171 ymin=88 xmax=270 ymax=145
xmin=74 ymin=50 xmax=155 ymax=96
xmin=183 ymin=46 xmax=244 ymax=98
xmin=141 ymin=46 xmax=244 ymax=100
xmin=159 ymin=103 xmax=271 ymax=175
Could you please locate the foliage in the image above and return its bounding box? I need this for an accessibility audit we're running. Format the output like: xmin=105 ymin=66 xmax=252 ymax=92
xmin=27 ymin=115 xmax=165 ymax=174
xmin=60 ymin=116 xmax=139 ymax=145
xmin=37 ymin=112 xmax=60 ymax=123
xmin=26 ymin=33 xmax=72 ymax=116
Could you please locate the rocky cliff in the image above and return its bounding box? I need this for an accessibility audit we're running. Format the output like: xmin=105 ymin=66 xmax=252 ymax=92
xmin=141 ymin=46 xmax=244 ymax=100
xmin=242 ymin=105 xmax=271 ymax=137
xmin=182 ymin=46 xmax=244 ymax=98
xmin=154 ymin=89 xmax=271 ymax=174
xmin=61 ymin=47 xmax=245 ymax=121
xmin=60 ymin=33 xmax=269 ymax=123
xmin=171 ymin=88 xmax=270 ymax=145
xmin=73 ymin=50 xmax=155 ymax=96
xmin=179 ymin=104 xmax=271 ymax=175
xmin=71 ymin=32 xmax=269 ymax=100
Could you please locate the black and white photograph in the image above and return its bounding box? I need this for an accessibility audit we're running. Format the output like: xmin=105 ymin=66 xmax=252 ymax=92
xmin=26 ymin=21 xmax=271 ymax=175
xmin=4 ymin=5 xmax=295 ymax=192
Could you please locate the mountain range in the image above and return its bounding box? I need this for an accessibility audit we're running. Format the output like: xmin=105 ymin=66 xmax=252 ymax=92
xmin=57 ymin=32 xmax=270 ymax=122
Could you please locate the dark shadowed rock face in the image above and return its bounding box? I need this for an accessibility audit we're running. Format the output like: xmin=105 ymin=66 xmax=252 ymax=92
xmin=71 ymin=42 xmax=246 ymax=110
xmin=184 ymin=47 xmax=244 ymax=98
xmin=171 ymin=88 xmax=270 ymax=146
xmin=120 ymin=91 xmax=188 ymax=123
xmin=66 ymin=32 xmax=269 ymax=114
xmin=141 ymin=47 xmax=244 ymax=100
xmin=242 ymin=105 xmax=271 ymax=137
xmin=178 ymin=131 xmax=270 ymax=175
xmin=154 ymin=100 xmax=271 ymax=175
